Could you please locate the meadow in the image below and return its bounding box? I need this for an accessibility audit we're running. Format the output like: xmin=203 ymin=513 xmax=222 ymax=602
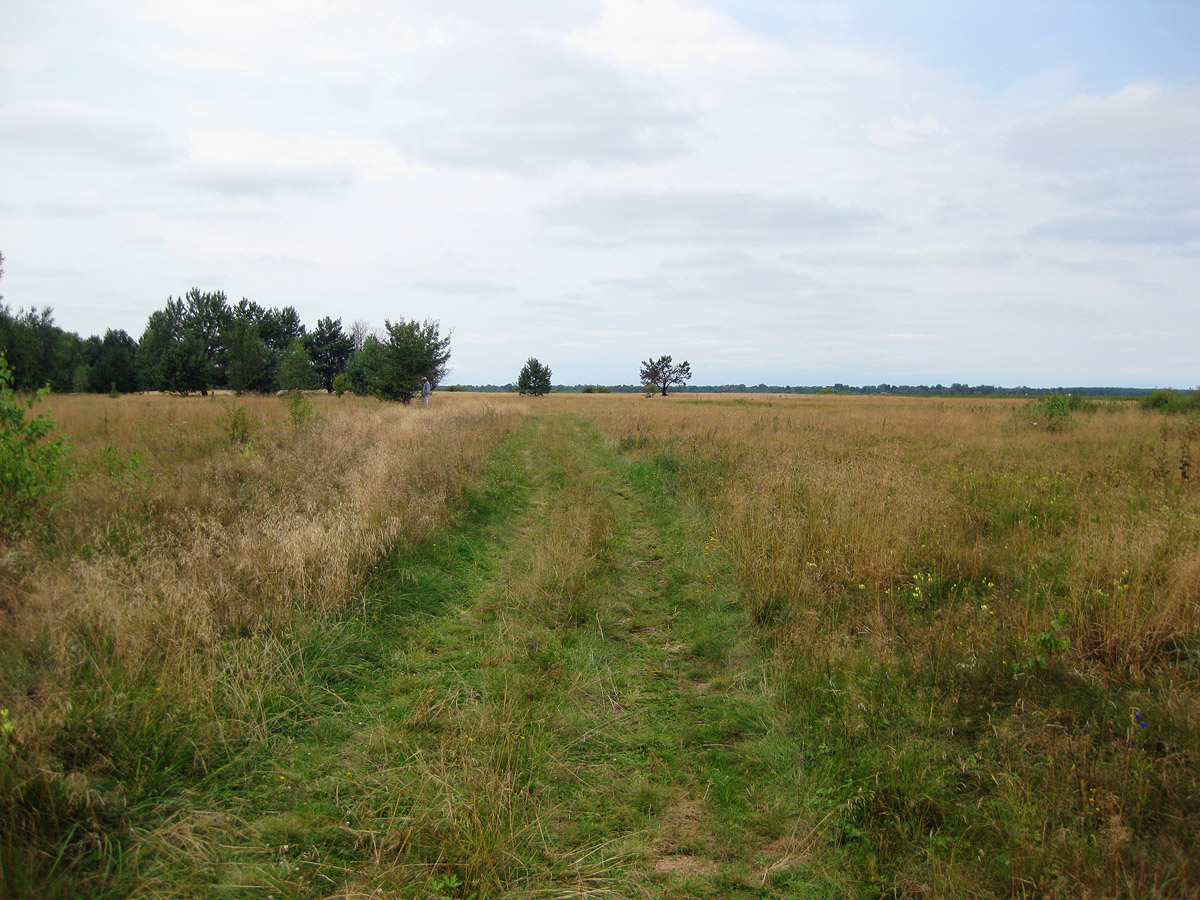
xmin=1 ymin=390 xmax=1197 ymax=898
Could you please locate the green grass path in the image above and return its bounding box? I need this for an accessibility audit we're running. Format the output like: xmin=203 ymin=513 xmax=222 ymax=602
xmin=144 ymin=413 xmax=823 ymax=899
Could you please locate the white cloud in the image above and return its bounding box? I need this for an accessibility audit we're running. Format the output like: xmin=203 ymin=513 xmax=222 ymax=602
xmin=408 ymin=279 xmax=515 ymax=295
xmin=389 ymin=35 xmax=698 ymax=173
xmin=900 ymin=246 xmax=1019 ymax=266
xmin=0 ymin=99 xmax=181 ymax=164
xmin=1024 ymin=213 xmax=1200 ymax=246
xmin=1007 ymin=82 xmax=1200 ymax=172
xmin=543 ymin=191 xmax=880 ymax=244
xmin=152 ymin=128 xmax=409 ymax=199
xmin=867 ymin=114 xmax=949 ymax=148
xmin=566 ymin=0 xmax=789 ymax=76
xmin=151 ymin=46 xmax=268 ymax=75
xmin=182 ymin=129 xmax=408 ymax=182
xmin=170 ymin=160 xmax=355 ymax=198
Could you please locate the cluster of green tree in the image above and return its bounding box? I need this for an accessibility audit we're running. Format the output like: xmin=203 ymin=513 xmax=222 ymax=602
xmin=0 ymin=304 xmax=114 ymax=394
xmin=0 ymin=276 xmax=450 ymax=402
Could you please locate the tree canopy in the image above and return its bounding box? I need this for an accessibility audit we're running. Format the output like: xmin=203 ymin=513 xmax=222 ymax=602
xmin=277 ymin=340 xmax=317 ymax=393
xmin=0 ymin=256 xmax=452 ymax=399
xmin=517 ymin=358 xmax=552 ymax=396
xmin=355 ymin=318 xmax=451 ymax=403
xmin=640 ymin=355 xmax=692 ymax=396
xmin=305 ymin=317 xmax=354 ymax=392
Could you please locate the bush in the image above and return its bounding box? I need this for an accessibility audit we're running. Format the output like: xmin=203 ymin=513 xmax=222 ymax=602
xmin=0 ymin=353 xmax=71 ymax=536
xmin=1021 ymin=392 xmax=1094 ymax=431
xmin=221 ymin=400 xmax=262 ymax=447
xmin=1140 ymin=389 xmax=1200 ymax=414
xmin=581 ymin=385 xmax=611 ymax=394
xmin=1064 ymin=392 xmax=1097 ymax=413
xmin=284 ymin=390 xmax=316 ymax=429
xmin=332 ymin=373 xmax=350 ymax=397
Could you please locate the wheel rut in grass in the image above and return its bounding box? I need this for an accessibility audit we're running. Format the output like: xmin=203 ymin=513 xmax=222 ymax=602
xmin=186 ymin=413 xmax=790 ymax=899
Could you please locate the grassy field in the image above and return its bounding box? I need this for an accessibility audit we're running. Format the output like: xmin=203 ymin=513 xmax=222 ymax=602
xmin=1 ymin=391 xmax=1197 ymax=898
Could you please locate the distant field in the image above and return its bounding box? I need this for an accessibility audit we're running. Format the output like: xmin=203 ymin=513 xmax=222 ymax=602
xmin=2 ymin=391 xmax=1197 ymax=898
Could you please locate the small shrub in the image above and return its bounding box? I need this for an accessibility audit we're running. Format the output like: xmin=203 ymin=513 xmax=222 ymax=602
xmin=221 ymin=400 xmax=262 ymax=447
xmin=581 ymin=385 xmax=611 ymax=394
xmin=0 ymin=352 xmax=72 ymax=536
xmin=1065 ymin=393 xmax=1097 ymax=413
xmin=0 ymin=708 xmax=13 ymax=757
xmin=332 ymin=373 xmax=350 ymax=397
xmin=284 ymin=390 xmax=316 ymax=429
xmin=1021 ymin=611 xmax=1070 ymax=670
xmin=1022 ymin=393 xmax=1075 ymax=431
xmin=98 ymin=444 xmax=143 ymax=481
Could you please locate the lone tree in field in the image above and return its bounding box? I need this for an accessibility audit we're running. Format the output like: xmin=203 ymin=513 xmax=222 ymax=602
xmin=517 ymin=357 xmax=552 ymax=396
xmin=361 ymin=318 xmax=451 ymax=403
xmin=640 ymin=355 xmax=692 ymax=396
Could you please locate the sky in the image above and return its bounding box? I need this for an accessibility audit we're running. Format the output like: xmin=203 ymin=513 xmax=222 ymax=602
xmin=1 ymin=0 xmax=1198 ymax=388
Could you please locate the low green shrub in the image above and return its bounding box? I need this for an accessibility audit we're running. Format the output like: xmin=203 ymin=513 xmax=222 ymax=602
xmin=1019 ymin=392 xmax=1095 ymax=431
xmin=221 ymin=400 xmax=262 ymax=447
xmin=1140 ymin=388 xmax=1200 ymax=414
xmin=284 ymin=390 xmax=316 ymax=429
xmin=0 ymin=352 xmax=72 ymax=537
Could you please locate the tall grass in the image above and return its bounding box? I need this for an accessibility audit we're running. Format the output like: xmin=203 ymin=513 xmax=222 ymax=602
xmin=577 ymin=393 xmax=1198 ymax=674
xmin=0 ymin=391 xmax=530 ymax=894
xmin=573 ymin=391 xmax=1200 ymax=896
xmin=4 ymin=389 xmax=1197 ymax=897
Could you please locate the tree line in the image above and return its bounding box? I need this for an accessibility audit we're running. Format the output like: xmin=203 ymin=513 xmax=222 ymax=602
xmin=0 ymin=277 xmax=449 ymax=403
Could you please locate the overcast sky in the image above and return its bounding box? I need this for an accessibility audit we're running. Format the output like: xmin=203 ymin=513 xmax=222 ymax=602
xmin=2 ymin=1 xmax=1198 ymax=387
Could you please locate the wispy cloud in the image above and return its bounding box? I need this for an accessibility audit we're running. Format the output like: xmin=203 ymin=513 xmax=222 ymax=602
xmin=543 ymin=191 xmax=880 ymax=245
xmin=391 ymin=35 xmax=698 ymax=173
xmin=0 ymin=100 xmax=181 ymax=164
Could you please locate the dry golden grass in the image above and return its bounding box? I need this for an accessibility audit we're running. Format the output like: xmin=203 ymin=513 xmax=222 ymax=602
xmin=2 ymin=391 xmax=532 ymax=730
xmin=18 ymin=387 xmax=1193 ymax=713
xmin=15 ymin=389 xmax=1194 ymax=689
xmin=4 ymin=388 xmax=1197 ymax=898
xmin=564 ymin=391 xmax=1199 ymax=896
xmin=568 ymin=391 xmax=1199 ymax=677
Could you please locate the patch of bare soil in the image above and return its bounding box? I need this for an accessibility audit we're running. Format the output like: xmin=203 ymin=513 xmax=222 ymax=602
xmin=652 ymin=855 xmax=720 ymax=877
xmin=652 ymin=797 xmax=710 ymax=856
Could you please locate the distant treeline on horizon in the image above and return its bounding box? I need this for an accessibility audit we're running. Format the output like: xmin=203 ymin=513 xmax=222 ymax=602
xmin=450 ymin=383 xmax=1165 ymax=398
xmin=0 ymin=294 xmax=1181 ymax=400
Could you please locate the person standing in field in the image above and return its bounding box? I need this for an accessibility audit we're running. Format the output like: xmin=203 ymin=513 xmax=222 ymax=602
xmin=420 ymin=376 xmax=431 ymax=406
